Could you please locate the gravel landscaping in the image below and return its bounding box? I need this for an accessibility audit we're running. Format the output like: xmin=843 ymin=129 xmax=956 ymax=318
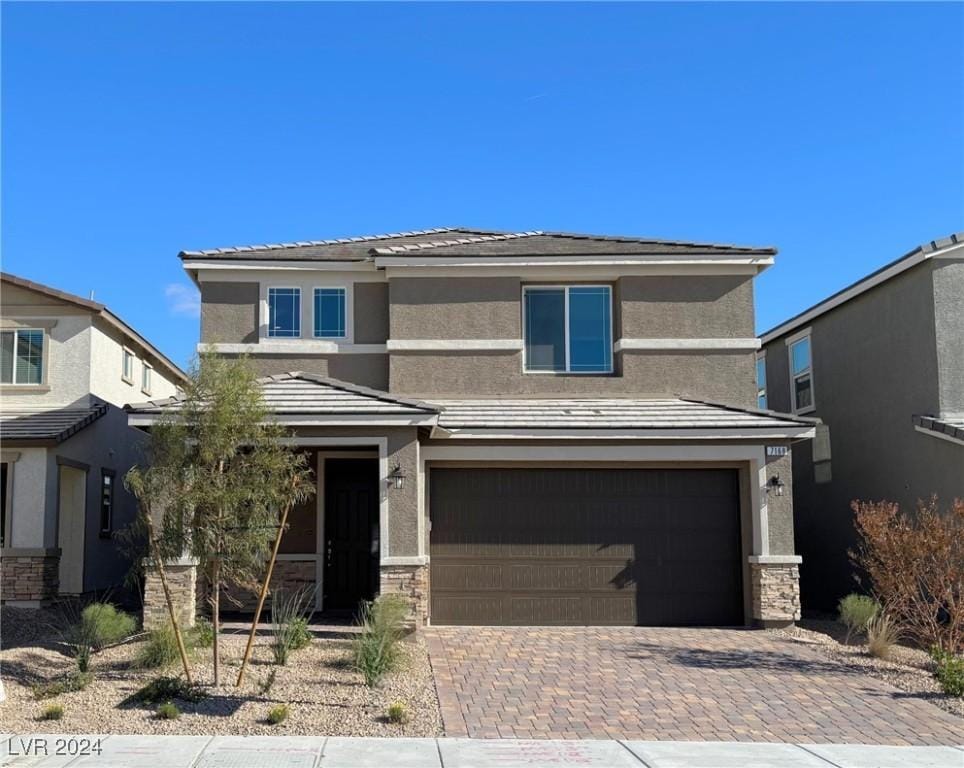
xmin=0 ymin=608 xmax=442 ymax=736
xmin=769 ymin=619 xmax=963 ymax=719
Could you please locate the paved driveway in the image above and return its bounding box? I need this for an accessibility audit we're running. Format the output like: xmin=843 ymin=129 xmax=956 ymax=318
xmin=425 ymin=627 xmax=964 ymax=745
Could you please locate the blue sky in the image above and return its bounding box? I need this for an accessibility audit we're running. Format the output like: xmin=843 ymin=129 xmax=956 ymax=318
xmin=3 ymin=2 xmax=962 ymax=369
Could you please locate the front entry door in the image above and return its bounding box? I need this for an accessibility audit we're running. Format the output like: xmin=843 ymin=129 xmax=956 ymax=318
xmin=323 ymin=458 xmax=379 ymax=612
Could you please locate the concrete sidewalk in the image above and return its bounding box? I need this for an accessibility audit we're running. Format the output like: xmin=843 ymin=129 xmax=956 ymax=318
xmin=1 ymin=736 xmax=962 ymax=768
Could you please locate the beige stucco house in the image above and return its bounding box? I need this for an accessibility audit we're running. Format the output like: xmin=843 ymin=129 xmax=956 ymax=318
xmin=0 ymin=273 xmax=187 ymax=605
xmin=130 ymin=227 xmax=816 ymax=628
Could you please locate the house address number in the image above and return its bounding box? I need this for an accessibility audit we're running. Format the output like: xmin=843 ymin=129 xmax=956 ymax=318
xmin=766 ymin=446 xmax=789 ymax=457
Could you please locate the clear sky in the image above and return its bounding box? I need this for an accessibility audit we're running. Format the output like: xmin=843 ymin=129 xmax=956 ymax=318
xmin=3 ymin=2 xmax=962 ymax=369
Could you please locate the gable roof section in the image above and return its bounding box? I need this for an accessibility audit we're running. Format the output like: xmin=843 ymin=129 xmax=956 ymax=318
xmin=761 ymin=232 xmax=964 ymax=343
xmin=0 ymin=403 xmax=108 ymax=445
xmin=1 ymin=272 xmax=187 ymax=384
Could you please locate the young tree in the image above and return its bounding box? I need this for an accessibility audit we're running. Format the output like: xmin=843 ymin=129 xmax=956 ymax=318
xmin=128 ymin=354 xmax=314 ymax=685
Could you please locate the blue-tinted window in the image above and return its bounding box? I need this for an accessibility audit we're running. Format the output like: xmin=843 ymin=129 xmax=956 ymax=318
xmin=268 ymin=288 xmax=301 ymax=338
xmin=524 ymin=286 xmax=612 ymax=373
xmin=756 ymin=356 xmax=767 ymax=410
xmin=0 ymin=329 xmax=43 ymax=384
xmin=314 ymin=288 xmax=346 ymax=338
xmin=790 ymin=337 xmax=811 ymax=375
xmin=524 ymin=288 xmax=566 ymax=372
xmin=568 ymin=287 xmax=612 ymax=373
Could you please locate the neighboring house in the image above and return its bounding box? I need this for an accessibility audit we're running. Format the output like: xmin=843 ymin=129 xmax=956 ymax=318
xmin=760 ymin=233 xmax=964 ymax=612
xmin=0 ymin=273 xmax=187 ymax=606
xmin=130 ymin=227 xmax=816 ymax=629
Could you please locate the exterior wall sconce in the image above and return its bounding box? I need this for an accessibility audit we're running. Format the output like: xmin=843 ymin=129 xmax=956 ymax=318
xmin=767 ymin=475 xmax=785 ymax=497
xmin=388 ymin=463 xmax=406 ymax=490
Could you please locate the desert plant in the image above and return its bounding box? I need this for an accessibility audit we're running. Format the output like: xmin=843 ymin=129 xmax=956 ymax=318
xmin=866 ymin=613 xmax=901 ymax=659
xmin=270 ymin=587 xmax=315 ymax=665
xmin=352 ymin=594 xmax=409 ymax=687
xmin=80 ymin=603 xmax=136 ymax=648
xmin=135 ymin=624 xmax=192 ymax=669
xmin=266 ymin=704 xmax=289 ymax=725
xmin=851 ymin=497 xmax=963 ymax=653
xmin=838 ymin=593 xmax=879 ymax=643
xmin=32 ymin=671 xmax=93 ymax=700
xmin=155 ymin=701 xmax=181 ymax=720
xmin=257 ymin=669 xmax=277 ymax=696
xmin=37 ymin=704 xmax=64 ymax=721
xmin=192 ymin=617 xmax=214 ymax=649
xmin=930 ymin=648 xmax=964 ymax=697
xmin=134 ymin=676 xmax=206 ymax=705
xmin=387 ymin=701 xmax=409 ymax=724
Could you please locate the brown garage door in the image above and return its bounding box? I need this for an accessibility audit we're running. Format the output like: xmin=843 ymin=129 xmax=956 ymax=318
xmin=430 ymin=468 xmax=743 ymax=626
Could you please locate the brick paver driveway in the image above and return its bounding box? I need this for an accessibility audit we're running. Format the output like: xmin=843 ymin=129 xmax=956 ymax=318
xmin=425 ymin=627 xmax=964 ymax=745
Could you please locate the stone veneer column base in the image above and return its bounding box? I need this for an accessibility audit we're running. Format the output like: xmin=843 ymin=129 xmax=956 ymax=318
xmin=750 ymin=559 xmax=802 ymax=627
xmin=379 ymin=564 xmax=429 ymax=629
xmin=143 ymin=558 xmax=198 ymax=630
xmin=0 ymin=549 xmax=61 ymax=605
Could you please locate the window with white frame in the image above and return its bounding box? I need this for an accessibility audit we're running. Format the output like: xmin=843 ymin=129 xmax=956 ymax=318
xmin=99 ymin=470 xmax=114 ymax=537
xmin=0 ymin=329 xmax=44 ymax=385
xmin=122 ymin=347 xmax=134 ymax=384
xmin=523 ymin=286 xmax=613 ymax=373
xmin=313 ymin=288 xmax=346 ymax=338
xmin=788 ymin=332 xmax=814 ymax=412
xmin=267 ymin=287 xmax=301 ymax=338
xmin=141 ymin=362 xmax=153 ymax=395
xmin=756 ymin=352 xmax=768 ymax=410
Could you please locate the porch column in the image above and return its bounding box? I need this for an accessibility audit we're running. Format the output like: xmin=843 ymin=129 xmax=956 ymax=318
xmin=143 ymin=555 xmax=198 ymax=630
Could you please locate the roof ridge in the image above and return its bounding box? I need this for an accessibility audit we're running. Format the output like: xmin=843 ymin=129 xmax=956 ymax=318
xmin=179 ymin=227 xmax=475 ymax=258
xmin=280 ymin=372 xmax=439 ymax=413
xmin=371 ymin=231 xmax=543 ymax=255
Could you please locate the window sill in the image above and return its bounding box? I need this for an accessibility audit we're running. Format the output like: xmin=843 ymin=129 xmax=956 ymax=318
xmin=0 ymin=384 xmax=50 ymax=393
xmin=121 ymin=376 xmax=134 ymax=386
xmin=794 ymin=405 xmax=817 ymax=416
xmin=523 ymin=370 xmax=616 ymax=377
xmin=141 ymin=389 xmax=152 ymax=397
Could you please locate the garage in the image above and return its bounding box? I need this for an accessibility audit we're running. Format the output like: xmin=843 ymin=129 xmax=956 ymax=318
xmin=429 ymin=467 xmax=744 ymax=626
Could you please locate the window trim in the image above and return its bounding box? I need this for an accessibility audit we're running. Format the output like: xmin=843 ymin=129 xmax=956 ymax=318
xmin=141 ymin=361 xmax=153 ymax=396
xmin=121 ymin=346 xmax=135 ymax=385
xmin=755 ymin=351 xmax=768 ymax=410
xmin=785 ymin=328 xmax=816 ymax=414
xmin=522 ymin=284 xmax=614 ymax=375
xmin=1 ymin=328 xmax=47 ymax=386
xmin=99 ymin=469 xmax=115 ymax=538
xmin=0 ymin=460 xmax=12 ymax=549
xmin=266 ymin=286 xmax=302 ymax=339
xmin=312 ymin=286 xmax=348 ymax=340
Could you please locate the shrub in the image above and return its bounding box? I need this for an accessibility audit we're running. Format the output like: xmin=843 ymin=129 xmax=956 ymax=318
xmin=135 ymin=624 xmax=191 ymax=669
xmin=930 ymin=648 xmax=964 ymax=697
xmin=33 ymin=671 xmax=93 ymax=700
xmin=38 ymin=704 xmax=64 ymax=721
xmin=267 ymin=704 xmax=289 ymax=725
xmin=387 ymin=701 xmax=409 ymax=724
xmin=192 ymin=617 xmax=214 ymax=649
xmin=838 ymin=594 xmax=879 ymax=643
xmin=155 ymin=701 xmax=181 ymax=720
xmin=80 ymin=603 xmax=136 ymax=648
xmin=851 ymin=497 xmax=963 ymax=653
xmin=257 ymin=669 xmax=277 ymax=696
xmin=271 ymin=588 xmax=315 ymax=665
xmin=866 ymin=613 xmax=900 ymax=660
xmin=352 ymin=594 xmax=409 ymax=687
xmin=134 ymin=676 xmax=206 ymax=705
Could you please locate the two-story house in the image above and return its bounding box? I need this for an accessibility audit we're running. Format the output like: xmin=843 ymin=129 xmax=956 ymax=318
xmin=0 ymin=273 xmax=187 ymax=606
xmin=760 ymin=233 xmax=963 ymax=612
xmin=130 ymin=228 xmax=816 ymax=628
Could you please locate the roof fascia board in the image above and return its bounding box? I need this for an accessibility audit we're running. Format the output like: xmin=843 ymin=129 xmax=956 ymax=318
xmin=374 ymin=254 xmax=774 ymax=268
xmin=914 ymin=425 xmax=964 ymax=447
xmin=434 ymin=426 xmax=817 ymax=440
xmin=382 ymin=264 xmax=765 ymax=280
xmin=183 ymin=259 xmax=376 ymax=272
xmin=128 ymin=413 xmax=436 ymax=427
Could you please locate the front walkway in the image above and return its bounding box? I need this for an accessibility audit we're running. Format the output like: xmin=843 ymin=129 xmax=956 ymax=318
xmin=425 ymin=627 xmax=964 ymax=745
xmin=1 ymin=736 xmax=962 ymax=767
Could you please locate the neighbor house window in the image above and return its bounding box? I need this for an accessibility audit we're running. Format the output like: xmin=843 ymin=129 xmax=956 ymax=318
xmin=788 ymin=332 xmax=814 ymax=412
xmin=0 ymin=329 xmax=44 ymax=385
xmin=267 ymin=287 xmax=301 ymax=338
xmin=141 ymin=362 xmax=153 ymax=395
xmin=523 ymin=286 xmax=612 ymax=373
xmin=1 ymin=463 xmax=8 ymax=548
xmin=756 ymin=352 xmax=768 ymax=410
xmin=122 ymin=347 xmax=134 ymax=384
xmin=313 ymin=288 xmax=346 ymax=338
xmin=99 ymin=470 xmax=115 ymax=537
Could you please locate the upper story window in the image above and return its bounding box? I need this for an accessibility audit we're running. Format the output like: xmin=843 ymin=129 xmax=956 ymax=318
xmin=788 ymin=331 xmax=815 ymax=413
xmin=99 ymin=470 xmax=114 ymax=537
xmin=141 ymin=362 xmax=153 ymax=395
xmin=523 ymin=286 xmax=612 ymax=374
xmin=756 ymin=352 xmax=767 ymax=410
xmin=122 ymin=347 xmax=134 ymax=384
xmin=0 ymin=329 xmax=44 ymax=385
xmin=268 ymin=287 xmax=301 ymax=338
xmin=313 ymin=288 xmax=347 ymax=339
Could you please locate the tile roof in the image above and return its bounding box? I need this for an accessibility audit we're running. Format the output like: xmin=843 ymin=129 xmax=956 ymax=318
xmin=0 ymin=403 xmax=108 ymax=443
xmin=431 ymin=397 xmax=816 ymax=431
xmin=180 ymin=228 xmax=775 ymax=262
xmin=913 ymin=414 xmax=964 ymax=445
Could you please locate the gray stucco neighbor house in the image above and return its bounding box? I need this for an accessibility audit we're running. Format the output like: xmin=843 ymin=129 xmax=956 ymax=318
xmin=129 ymin=227 xmax=817 ymax=628
xmin=760 ymin=233 xmax=964 ymax=612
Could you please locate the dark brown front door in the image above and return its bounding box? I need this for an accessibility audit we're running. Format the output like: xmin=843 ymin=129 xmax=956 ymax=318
xmin=430 ymin=467 xmax=743 ymax=626
xmin=323 ymin=458 xmax=379 ymax=612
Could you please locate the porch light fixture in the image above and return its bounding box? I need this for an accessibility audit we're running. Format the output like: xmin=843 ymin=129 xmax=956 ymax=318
xmin=767 ymin=475 xmax=785 ymax=497
xmin=388 ymin=463 xmax=406 ymax=490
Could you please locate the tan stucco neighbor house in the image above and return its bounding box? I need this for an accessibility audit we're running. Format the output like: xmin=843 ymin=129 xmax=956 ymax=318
xmin=130 ymin=227 xmax=817 ymax=628
xmin=0 ymin=273 xmax=187 ymax=606
xmin=760 ymin=233 xmax=964 ymax=612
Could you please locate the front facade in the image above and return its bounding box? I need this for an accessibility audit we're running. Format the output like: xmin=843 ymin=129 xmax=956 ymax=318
xmin=135 ymin=227 xmax=816 ymax=628
xmin=0 ymin=273 xmax=187 ymax=605
xmin=760 ymin=233 xmax=964 ymax=612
